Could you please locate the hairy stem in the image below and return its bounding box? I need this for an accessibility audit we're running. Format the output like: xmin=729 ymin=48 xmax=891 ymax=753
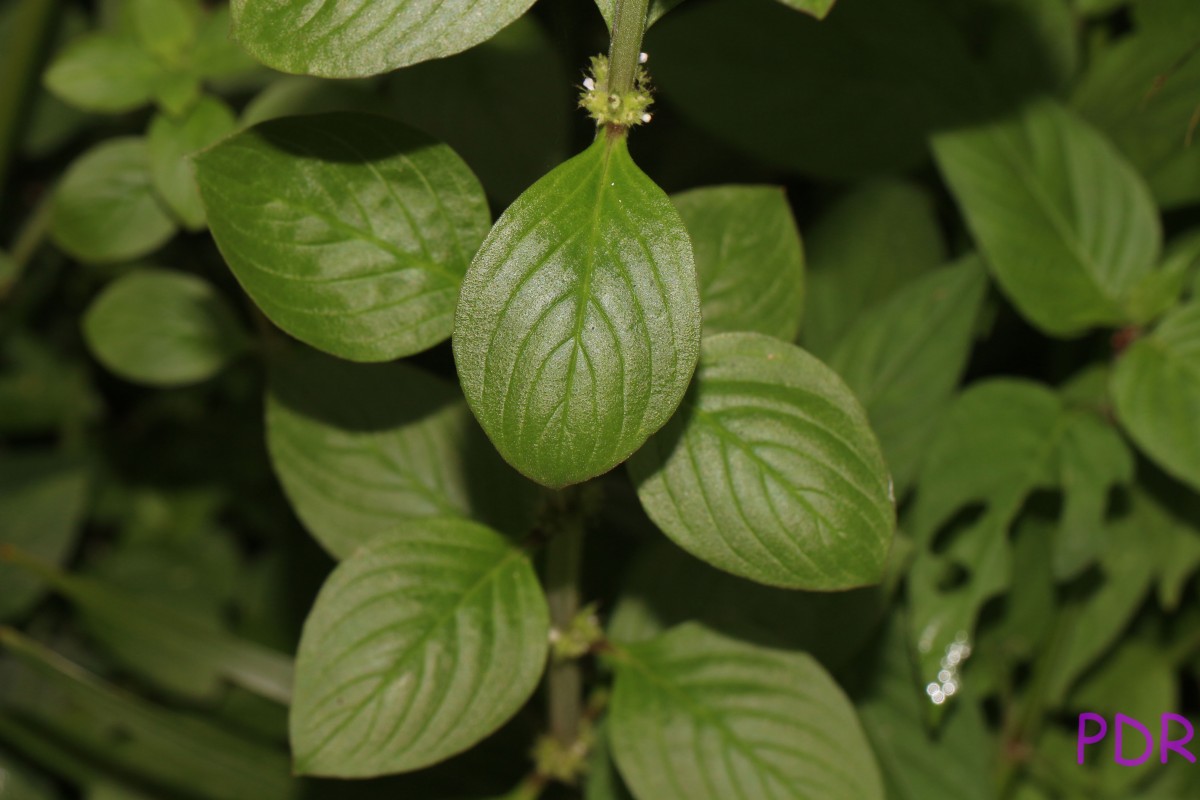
xmin=0 ymin=0 xmax=58 ymax=197
xmin=607 ymin=0 xmax=651 ymax=96
xmin=545 ymin=500 xmax=585 ymax=746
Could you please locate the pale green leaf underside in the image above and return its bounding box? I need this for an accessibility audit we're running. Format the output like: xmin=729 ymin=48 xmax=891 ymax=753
xmin=195 ymin=112 xmax=489 ymax=362
xmin=266 ymin=346 xmax=536 ymax=559
xmin=672 ymin=185 xmax=805 ymax=341
xmin=83 ymin=269 xmax=247 ymax=387
xmin=454 ymin=134 xmax=701 ymax=488
xmin=609 ymin=624 xmax=884 ymax=800
xmin=51 ymin=138 xmax=177 ymax=265
xmin=627 ymin=332 xmax=894 ymax=590
xmin=231 ymin=0 xmax=537 ymax=78
xmin=1112 ymin=302 xmax=1200 ymax=493
xmin=290 ymin=519 xmax=549 ymax=776
xmin=934 ymin=98 xmax=1161 ymax=337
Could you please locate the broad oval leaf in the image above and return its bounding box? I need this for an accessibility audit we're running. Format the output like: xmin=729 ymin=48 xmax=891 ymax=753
xmin=672 ymin=185 xmax=805 ymax=340
xmin=195 ymin=112 xmax=490 ymax=362
xmin=934 ymin=98 xmax=1162 ymax=337
xmin=231 ymin=0 xmax=538 ymax=78
xmin=608 ymin=623 xmax=885 ymax=800
xmin=51 ymin=138 xmax=178 ymax=264
xmin=1111 ymin=302 xmax=1200 ymax=493
xmin=266 ymin=346 xmax=537 ymax=558
xmin=627 ymin=332 xmax=894 ymax=590
xmin=43 ymin=33 xmax=159 ymax=114
xmin=83 ymin=269 xmax=248 ymax=387
xmin=453 ymin=134 xmax=702 ymax=489
xmin=290 ymin=519 xmax=549 ymax=777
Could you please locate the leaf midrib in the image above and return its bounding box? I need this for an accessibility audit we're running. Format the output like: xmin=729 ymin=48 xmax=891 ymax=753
xmin=556 ymin=137 xmax=621 ymax=461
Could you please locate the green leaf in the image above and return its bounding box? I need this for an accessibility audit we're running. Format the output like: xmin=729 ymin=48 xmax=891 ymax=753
xmin=586 ymin=720 xmax=635 ymax=800
xmin=627 ymin=332 xmax=894 ymax=590
xmin=608 ymin=623 xmax=884 ymax=800
xmin=1043 ymin=494 xmax=1158 ymax=704
xmin=1073 ymin=0 xmax=1200 ymax=208
xmin=381 ymin=17 xmax=570 ymax=206
xmin=671 ymin=185 xmax=805 ymax=341
xmin=0 ymin=749 xmax=56 ymax=799
xmin=858 ymin=616 xmax=996 ymax=800
xmin=829 ymin=258 xmax=987 ymax=497
xmin=802 ymin=180 xmax=946 ymax=358
xmin=1123 ymin=230 xmax=1200 ymax=326
xmin=0 ymin=630 xmax=294 ymax=800
xmin=647 ymin=0 xmax=1071 ymax=180
xmin=195 ymin=112 xmax=489 ymax=362
xmin=290 ymin=519 xmax=549 ymax=777
xmin=1112 ymin=303 xmax=1200 ymax=492
xmin=0 ymin=336 xmax=100 ymax=436
xmin=148 ymin=95 xmax=237 ymax=230
xmin=12 ymin=553 xmax=292 ymax=703
xmin=43 ymin=33 xmax=159 ymax=114
xmin=0 ymin=452 xmax=89 ymax=621
xmin=240 ymin=77 xmax=380 ymax=127
xmin=776 ymin=0 xmax=837 ymax=18
xmin=83 ymin=269 xmax=248 ymax=387
xmin=230 ymin=0 xmax=538 ymax=78
xmin=454 ymin=134 xmax=701 ymax=489
xmin=129 ymin=0 xmax=199 ymax=62
xmin=907 ymin=380 xmax=1132 ymax=703
xmin=50 ymin=138 xmax=177 ymax=264
xmin=151 ymin=70 xmax=201 ymax=117
xmin=608 ymin=539 xmax=885 ymax=670
xmin=191 ymin=6 xmax=260 ymax=82
xmin=934 ymin=98 xmax=1162 ymax=337
xmin=266 ymin=346 xmax=537 ymax=559
xmin=594 ymin=0 xmax=686 ymax=29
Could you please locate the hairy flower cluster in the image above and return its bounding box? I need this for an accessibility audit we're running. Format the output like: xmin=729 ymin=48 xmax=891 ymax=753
xmin=579 ymin=54 xmax=654 ymax=128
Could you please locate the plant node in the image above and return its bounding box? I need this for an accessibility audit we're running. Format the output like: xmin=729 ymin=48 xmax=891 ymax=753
xmin=579 ymin=54 xmax=654 ymax=129
xmin=550 ymin=603 xmax=605 ymax=660
xmin=532 ymin=723 xmax=594 ymax=784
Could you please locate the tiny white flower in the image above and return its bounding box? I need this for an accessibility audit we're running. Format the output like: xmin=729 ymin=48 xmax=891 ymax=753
xmin=639 ymin=52 xmax=649 ymax=64
xmin=641 ymin=113 xmax=652 ymax=123
xmin=583 ymin=77 xmax=595 ymax=91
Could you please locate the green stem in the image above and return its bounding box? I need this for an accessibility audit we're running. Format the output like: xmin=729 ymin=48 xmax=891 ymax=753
xmin=545 ymin=498 xmax=585 ymax=746
xmin=0 ymin=0 xmax=58 ymax=197
xmin=0 ymin=183 xmax=55 ymax=300
xmin=607 ymin=0 xmax=651 ymax=96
